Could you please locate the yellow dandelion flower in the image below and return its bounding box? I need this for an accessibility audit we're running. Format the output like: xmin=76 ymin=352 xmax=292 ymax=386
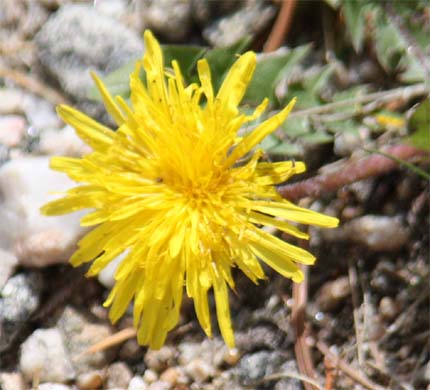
xmin=41 ymin=30 xmax=339 ymax=349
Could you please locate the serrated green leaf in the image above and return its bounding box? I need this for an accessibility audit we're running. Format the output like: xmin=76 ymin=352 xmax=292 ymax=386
xmin=244 ymin=45 xmax=311 ymax=106
xmin=342 ymin=1 xmax=369 ymax=52
xmin=406 ymin=99 xmax=430 ymax=150
xmin=286 ymin=64 xmax=334 ymax=109
xmin=374 ymin=20 xmax=404 ymax=72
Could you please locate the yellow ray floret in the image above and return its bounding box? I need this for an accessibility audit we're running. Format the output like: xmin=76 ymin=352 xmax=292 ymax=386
xmin=41 ymin=30 xmax=339 ymax=349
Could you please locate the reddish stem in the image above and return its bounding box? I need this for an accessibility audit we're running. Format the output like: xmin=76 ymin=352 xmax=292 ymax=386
xmin=278 ymin=144 xmax=428 ymax=201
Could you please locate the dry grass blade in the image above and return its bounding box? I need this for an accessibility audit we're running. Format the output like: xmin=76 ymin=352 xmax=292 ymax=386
xmin=264 ymin=0 xmax=297 ymax=52
xmin=75 ymin=327 xmax=136 ymax=360
xmin=0 ymin=65 xmax=70 ymax=106
xmin=292 ymin=264 xmax=319 ymax=390
xmin=316 ymin=341 xmax=390 ymax=390
xmin=251 ymin=371 xmax=323 ymax=390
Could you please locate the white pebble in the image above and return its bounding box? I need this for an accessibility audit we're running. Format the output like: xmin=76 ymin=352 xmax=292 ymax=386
xmin=19 ymin=328 xmax=75 ymax=383
xmin=0 ymin=157 xmax=87 ymax=267
xmin=128 ymin=376 xmax=149 ymax=390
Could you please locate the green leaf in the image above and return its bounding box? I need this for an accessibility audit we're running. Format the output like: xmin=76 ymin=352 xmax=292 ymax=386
xmin=88 ymin=59 xmax=136 ymax=100
xmin=282 ymin=116 xmax=310 ymax=137
xmin=342 ymin=1 xmax=369 ymax=52
xmin=300 ymin=131 xmax=333 ymax=144
xmin=204 ymin=37 xmax=252 ymax=93
xmin=268 ymin=142 xmax=303 ymax=157
xmin=406 ymin=99 xmax=430 ymax=150
xmin=286 ymin=64 xmax=334 ymax=109
xmin=162 ymin=45 xmax=206 ymax=82
xmin=244 ymin=45 xmax=311 ymax=106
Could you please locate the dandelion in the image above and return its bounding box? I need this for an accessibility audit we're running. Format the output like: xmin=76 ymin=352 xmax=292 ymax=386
xmin=41 ymin=30 xmax=339 ymax=349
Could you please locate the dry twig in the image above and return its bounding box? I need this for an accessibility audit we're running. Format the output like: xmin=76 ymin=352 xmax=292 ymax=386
xmin=278 ymin=144 xmax=428 ymax=201
xmin=292 ymin=264 xmax=319 ymax=390
xmin=0 ymin=65 xmax=70 ymax=106
xmin=264 ymin=0 xmax=297 ymax=52
xmin=75 ymin=327 xmax=136 ymax=359
xmin=316 ymin=341 xmax=389 ymax=390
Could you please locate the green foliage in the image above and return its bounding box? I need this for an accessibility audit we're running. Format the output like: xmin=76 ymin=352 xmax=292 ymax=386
xmin=406 ymin=99 xmax=430 ymax=150
xmin=244 ymin=45 xmax=310 ymax=105
xmin=333 ymin=0 xmax=430 ymax=83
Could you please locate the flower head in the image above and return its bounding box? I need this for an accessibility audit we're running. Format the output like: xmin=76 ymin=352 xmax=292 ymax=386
xmin=42 ymin=30 xmax=338 ymax=349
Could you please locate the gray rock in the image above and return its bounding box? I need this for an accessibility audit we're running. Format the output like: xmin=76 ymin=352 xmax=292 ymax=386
xmin=19 ymin=328 xmax=76 ymax=383
xmin=140 ymin=0 xmax=192 ymax=42
xmin=235 ymin=350 xmax=284 ymax=386
xmin=57 ymin=306 xmax=116 ymax=374
xmin=21 ymin=94 xmax=61 ymax=132
xmin=36 ymin=3 xmax=143 ymax=100
xmin=274 ymin=360 xmax=303 ymax=390
xmin=203 ymin=0 xmax=276 ymax=47
xmin=0 ymin=272 xmax=42 ymax=351
xmin=0 ymin=157 xmax=87 ymax=267
xmin=191 ymin=0 xmax=242 ymax=26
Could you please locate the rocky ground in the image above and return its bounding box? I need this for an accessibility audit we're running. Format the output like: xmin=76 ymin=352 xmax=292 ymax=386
xmin=0 ymin=1 xmax=429 ymax=390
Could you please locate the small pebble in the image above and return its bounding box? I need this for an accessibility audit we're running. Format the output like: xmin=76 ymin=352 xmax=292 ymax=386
xmin=0 ymin=115 xmax=26 ymax=147
xmin=184 ymin=358 xmax=216 ymax=383
xmin=143 ymin=369 xmax=158 ymax=384
xmin=0 ymin=157 xmax=87 ymax=267
xmin=0 ymin=89 xmax=25 ymax=115
xmin=105 ymin=362 xmax=133 ymax=389
xmin=38 ymin=126 xmax=91 ymax=157
xmin=316 ymin=276 xmax=351 ymax=312
xmin=160 ymin=367 xmax=188 ymax=386
xmin=128 ymin=376 xmax=149 ymax=390
xmin=38 ymin=384 xmax=71 ymax=390
xmin=144 ymin=346 xmax=175 ymax=372
xmin=223 ymin=348 xmax=241 ymax=366
xmin=379 ymin=297 xmax=399 ymax=321
xmin=0 ymin=372 xmax=26 ymax=390
xmin=344 ymin=215 xmax=410 ymax=251
xmin=76 ymin=371 xmax=104 ymax=389
xmin=147 ymin=381 xmax=171 ymax=390
xmin=19 ymin=328 xmax=75 ymax=383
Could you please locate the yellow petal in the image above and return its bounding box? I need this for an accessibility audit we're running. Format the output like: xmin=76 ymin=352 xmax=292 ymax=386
xmin=248 ymin=200 xmax=340 ymax=228
xmin=57 ymin=105 xmax=114 ymax=151
xmin=211 ymin=263 xmax=235 ymax=348
xmin=225 ymin=98 xmax=296 ymax=167
xmin=216 ymin=51 xmax=256 ymax=114
xmin=91 ymin=71 xmax=126 ymax=126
